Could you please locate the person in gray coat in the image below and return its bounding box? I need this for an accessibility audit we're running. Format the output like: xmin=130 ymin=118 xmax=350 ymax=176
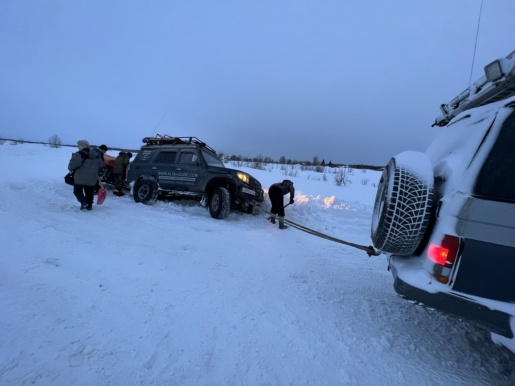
xmin=68 ymin=140 xmax=104 ymax=210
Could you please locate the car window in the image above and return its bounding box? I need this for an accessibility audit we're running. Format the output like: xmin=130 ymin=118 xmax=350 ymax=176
xmin=136 ymin=149 xmax=155 ymax=162
xmin=202 ymin=150 xmax=224 ymax=167
xmin=474 ymin=111 xmax=515 ymax=202
xmin=178 ymin=151 xmax=197 ymax=164
xmin=155 ymin=151 xmax=178 ymax=164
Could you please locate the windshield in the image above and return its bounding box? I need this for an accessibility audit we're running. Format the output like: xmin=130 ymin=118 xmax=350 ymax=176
xmin=202 ymin=150 xmax=225 ymax=167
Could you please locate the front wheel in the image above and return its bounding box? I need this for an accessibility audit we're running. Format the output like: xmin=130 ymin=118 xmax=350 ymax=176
xmin=133 ymin=176 xmax=159 ymax=205
xmin=209 ymin=187 xmax=231 ymax=219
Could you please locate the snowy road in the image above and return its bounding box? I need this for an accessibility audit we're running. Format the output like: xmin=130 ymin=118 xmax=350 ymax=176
xmin=1 ymin=143 xmax=514 ymax=385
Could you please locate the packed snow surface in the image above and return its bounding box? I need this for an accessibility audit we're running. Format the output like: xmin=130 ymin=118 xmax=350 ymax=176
xmin=1 ymin=142 xmax=514 ymax=385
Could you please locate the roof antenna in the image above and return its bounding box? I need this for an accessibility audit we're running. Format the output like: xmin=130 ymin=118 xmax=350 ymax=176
xmin=469 ymin=0 xmax=484 ymax=88
xmin=152 ymin=105 xmax=174 ymax=137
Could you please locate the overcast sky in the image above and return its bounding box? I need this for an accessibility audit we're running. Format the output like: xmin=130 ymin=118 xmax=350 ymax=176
xmin=1 ymin=0 xmax=514 ymax=165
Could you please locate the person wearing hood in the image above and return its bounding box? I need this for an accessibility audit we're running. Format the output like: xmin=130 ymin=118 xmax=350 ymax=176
xmin=68 ymin=140 xmax=104 ymax=210
xmin=268 ymin=179 xmax=295 ymax=229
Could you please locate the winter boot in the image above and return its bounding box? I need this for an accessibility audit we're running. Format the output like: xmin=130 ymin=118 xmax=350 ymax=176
xmin=278 ymin=216 xmax=288 ymax=229
xmin=80 ymin=202 xmax=88 ymax=210
xmin=270 ymin=216 xmax=276 ymax=224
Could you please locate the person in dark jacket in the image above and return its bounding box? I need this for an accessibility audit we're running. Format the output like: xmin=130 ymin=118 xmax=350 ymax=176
xmin=268 ymin=179 xmax=295 ymax=229
xmin=92 ymin=144 xmax=108 ymax=161
xmin=113 ymin=151 xmax=132 ymax=196
xmin=68 ymin=140 xmax=104 ymax=210
xmin=92 ymin=144 xmax=108 ymax=194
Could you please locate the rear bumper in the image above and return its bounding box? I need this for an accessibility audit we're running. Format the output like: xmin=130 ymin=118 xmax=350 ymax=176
xmin=391 ymin=265 xmax=514 ymax=339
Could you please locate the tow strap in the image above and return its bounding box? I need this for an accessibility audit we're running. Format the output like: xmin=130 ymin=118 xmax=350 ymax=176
xmin=255 ymin=204 xmax=381 ymax=257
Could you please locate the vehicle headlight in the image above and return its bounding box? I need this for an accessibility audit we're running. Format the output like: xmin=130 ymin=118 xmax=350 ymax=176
xmin=237 ymin=172 xmax=250 ymax=184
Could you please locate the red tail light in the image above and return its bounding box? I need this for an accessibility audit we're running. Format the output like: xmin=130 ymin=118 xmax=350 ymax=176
xmin=427 ymin=234 xmax=461 ymax=284
xmin=428 ymin=235 xmax=460 ymax=268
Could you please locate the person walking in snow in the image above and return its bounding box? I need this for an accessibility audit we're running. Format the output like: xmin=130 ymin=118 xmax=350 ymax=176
xmin=112 ymin=151 xmax=132 ymax=196
xmin=68 ymin=140 xmax=104 ymax=210
xmin=268 ymin=179 xmax=295 ymax=229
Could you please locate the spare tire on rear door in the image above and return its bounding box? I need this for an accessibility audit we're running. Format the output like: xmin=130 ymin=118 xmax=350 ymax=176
xmin=371 ymin=151 xmax=434 ymax=255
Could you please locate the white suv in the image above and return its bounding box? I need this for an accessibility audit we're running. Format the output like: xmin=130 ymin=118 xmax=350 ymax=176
xmin=371 ymin=50 xmax=515 ymax=354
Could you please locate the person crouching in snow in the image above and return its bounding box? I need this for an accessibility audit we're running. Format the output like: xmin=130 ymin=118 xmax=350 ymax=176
xmin=113 ymin=151 xmax=132 ymax=196
xmin=268 ymin=179 xmax=295 ymax=229
xmin=68 ymin=140 xmax=104 ymax=210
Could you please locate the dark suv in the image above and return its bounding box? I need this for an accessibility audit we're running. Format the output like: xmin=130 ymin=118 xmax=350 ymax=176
xmin=371 ymin=51 xmax=515 ymax=353
xmin=126 ymin=135 xmax=264 ymax=219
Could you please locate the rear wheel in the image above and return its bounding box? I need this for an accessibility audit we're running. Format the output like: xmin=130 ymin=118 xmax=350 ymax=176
xmin=371 ymin=151 xmax=434 ymax=255
xmin=133 ymin=176 xmax=159 ymax=205
xmin=209 ymin=187 xmax=231 ymax=219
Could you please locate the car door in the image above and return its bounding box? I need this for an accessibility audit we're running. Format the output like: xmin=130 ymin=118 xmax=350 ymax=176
xmin=153 ymin=150 xmax=178 ymax=190
xmin=452 ymin=110 xmax=515 ymax=303
xmin=170 ymin=149 xmax=203 ymax=191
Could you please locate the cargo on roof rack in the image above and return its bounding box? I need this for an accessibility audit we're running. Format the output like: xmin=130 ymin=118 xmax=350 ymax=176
xmin=142 ymin=134 xmax=217 ymax=154
xmin=433 ymin=50 xmax=515 ymax=127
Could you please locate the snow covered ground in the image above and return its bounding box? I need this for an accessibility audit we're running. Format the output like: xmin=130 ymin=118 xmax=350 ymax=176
xmin=1 ymin=142 xmax=514 ymax=385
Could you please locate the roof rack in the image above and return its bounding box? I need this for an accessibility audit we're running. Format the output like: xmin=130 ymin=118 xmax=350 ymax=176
xmin=433 ymin=50 xmax=515 ymax=127
xmin=142 ymin=134 xmax=218 ymax=154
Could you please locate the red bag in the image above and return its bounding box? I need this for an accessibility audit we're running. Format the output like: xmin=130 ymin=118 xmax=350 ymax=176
xmin=97 ymin=188 xmax=107 ymax=205
xmin=96 ymin=177 xmax=107 ymax=205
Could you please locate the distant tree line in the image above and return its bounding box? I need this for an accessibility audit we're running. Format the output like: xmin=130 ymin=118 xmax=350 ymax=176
xmin=221 ymin=153 xmax=383 ymax=170
xmin=0 ymin=136 xmax=384 ymax=170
